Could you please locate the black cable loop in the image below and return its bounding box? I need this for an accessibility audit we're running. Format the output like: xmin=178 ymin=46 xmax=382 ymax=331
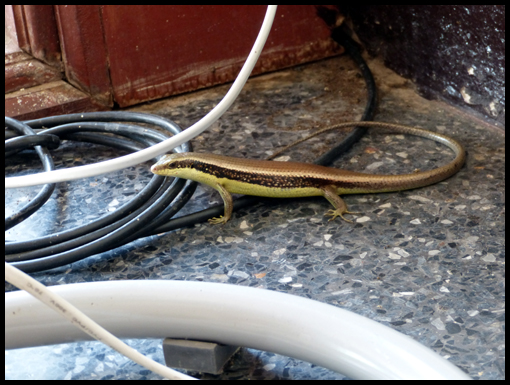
xmin=5 ymin=174 xmax=164 ymax=254
xmin=5 ymin=117 xmax=57 ymax=231
xmin=6 ymin=112 xmax=196 ymax=272
xmin=5 ymin=133 xmax=60 ymax=155
xmin=6 ymin=178 xmax=187 ymax=268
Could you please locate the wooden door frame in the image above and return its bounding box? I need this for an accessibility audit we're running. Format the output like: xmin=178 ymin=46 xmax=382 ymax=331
xmin=5 ymin=5 xmax=109 ymax=120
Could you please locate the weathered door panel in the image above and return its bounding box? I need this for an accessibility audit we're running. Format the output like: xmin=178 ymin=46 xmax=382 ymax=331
xmin=57 ymin=5 xmax=341 ymax=107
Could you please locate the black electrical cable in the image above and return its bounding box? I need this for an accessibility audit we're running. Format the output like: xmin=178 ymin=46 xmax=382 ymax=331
xmin=5 ymin=117 xmax=57 ymax=231
xmin=5 ymin=112 xmax=197 ymax=273
xmin=316 ymin=26 xmax=376 ymax=166
xmin=5 ymin=29 xmax=376 ymax=273
xmin=6 ymin=133 xmax=60 ymax=154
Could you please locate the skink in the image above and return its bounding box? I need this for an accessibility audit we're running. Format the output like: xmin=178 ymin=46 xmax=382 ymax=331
xmin=151 ymin=121 xmax=466 ymax=224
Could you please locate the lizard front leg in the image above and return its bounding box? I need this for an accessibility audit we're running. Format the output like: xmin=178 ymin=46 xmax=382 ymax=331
xmin=209 ymin=183 xmax=234 ymax=224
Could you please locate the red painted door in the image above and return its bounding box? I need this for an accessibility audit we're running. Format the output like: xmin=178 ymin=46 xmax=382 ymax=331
xmin=56 ymin=5 xmax=342 ymax=107
xmin=6 ymin=5 xmax=342 ymax=117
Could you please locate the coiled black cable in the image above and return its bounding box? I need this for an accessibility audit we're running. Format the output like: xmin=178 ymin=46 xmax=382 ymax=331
xmin=5 ymin=112 xmax=197 ymax=273
xmin=5 ymin=27 xmax=376 ymax=273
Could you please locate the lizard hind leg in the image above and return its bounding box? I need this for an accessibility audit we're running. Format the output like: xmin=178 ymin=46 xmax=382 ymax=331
xmin=321 ymin=185 xmax=361 ymax=223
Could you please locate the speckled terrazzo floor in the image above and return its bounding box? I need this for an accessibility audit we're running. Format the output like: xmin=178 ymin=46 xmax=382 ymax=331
xmin=5 ymin=55 xmax=505 ymax=380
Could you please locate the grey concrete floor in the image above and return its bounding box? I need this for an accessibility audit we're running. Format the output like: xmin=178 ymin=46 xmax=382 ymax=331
xmin=5 ymin=55 xmax=505 ymax=380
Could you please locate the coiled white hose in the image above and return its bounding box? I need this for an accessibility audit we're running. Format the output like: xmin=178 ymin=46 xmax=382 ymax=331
xmin=5 ymin=279 xmax=471 ymax=380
